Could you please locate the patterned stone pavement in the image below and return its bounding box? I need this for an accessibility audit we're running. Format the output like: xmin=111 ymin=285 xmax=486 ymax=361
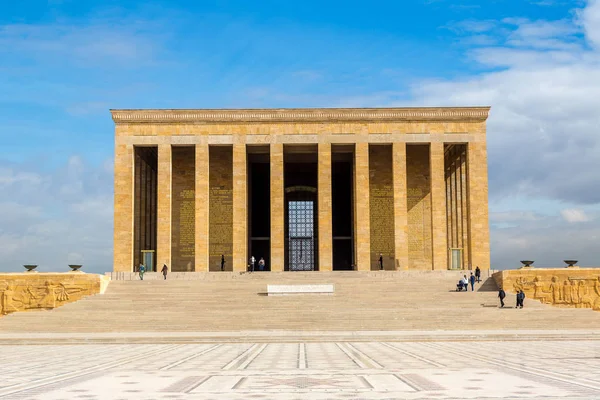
xmin=1 ymin=341 xmax=599 ymax=399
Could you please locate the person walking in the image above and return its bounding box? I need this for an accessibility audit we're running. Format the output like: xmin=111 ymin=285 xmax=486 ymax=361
xmin=161 ymin=264 xmax=168 ymax=280
xmin=475 ymin=266 xmax=481 ymax=283
xmin=250 ymin=256 xmax=256 ymax=272
xmin=498 ymin=287 xmax=506 ymax=307
xmin=138 ymin=263 xmax=145 ymax=281
xmin=516 ymin=290 xmax=525 ymax=309
xmin=379 ymin=254 xmax=384 ymax=270
xmin=221 ymin=255 xmax=225 ymax=271
xmin=258 ymin=257 xmax=265 ymax=272
xmin=469 ymin=272 xmax=476 ymax=291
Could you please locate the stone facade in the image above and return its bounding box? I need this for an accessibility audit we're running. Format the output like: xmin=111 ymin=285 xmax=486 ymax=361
xmin=493 ymin=268 xmax=600 ymax=311
xmin=0 ymin=273 xmax=109 ymax=316
xmin=112 ymin=107 xmax=491 ymax=272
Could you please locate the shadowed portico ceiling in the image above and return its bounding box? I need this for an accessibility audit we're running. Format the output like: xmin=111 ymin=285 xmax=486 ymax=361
xmin=110 ymin=107 xmax=491 ymax=124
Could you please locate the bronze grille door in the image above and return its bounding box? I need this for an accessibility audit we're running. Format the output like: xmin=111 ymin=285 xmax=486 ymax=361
xmin=288 ymin=200 xmax=315 ymax=271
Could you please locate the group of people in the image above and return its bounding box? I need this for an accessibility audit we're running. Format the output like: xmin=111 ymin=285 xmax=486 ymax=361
xmin=497 ymin=288 xmax=526 ymax=308
xmin=220 ymin=255 xmax=267 ymax=272
xmin=248 ymin=256 xmax=266 ymax=272
xmin=137 ymin=263 xmax=169 ymax=280
xmin=456 ymin=267 xmax=481 ymax=292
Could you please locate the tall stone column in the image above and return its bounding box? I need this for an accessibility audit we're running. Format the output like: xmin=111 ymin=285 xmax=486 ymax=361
xmin=157 ymin=144 xmax=172 ymax=271
xmin=195 ymin=144 xmax=209 ymax=271
xmin=232 ymin=144 xmax=247 ymax=272
xmin=318 ymin=143 xmax=333 ymax=271
xmin=114 ymin=143 xmax=134 ymax=272
xmin=354 ymin=143 xmax=371 ymax=271
xmin=393 ymin=142 xmax=408 ymax=270
xmin=430 ymin=141 xmax=448 ymax=270
xmin=467 ymin=141 xmax=490 ymax=270
xmin=270 ymin=143 xmax=284 ymax=272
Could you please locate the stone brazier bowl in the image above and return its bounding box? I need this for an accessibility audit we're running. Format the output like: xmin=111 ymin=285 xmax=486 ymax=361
xmin=68 ymin=264 xmax=83 ymax=272
xmin=563 ymin=260 xmax=578 ymax=267
xmin=520 ymin=260 xmax=534 ymax=267
xmin=23 ymin=264 xmax=38 ymax=272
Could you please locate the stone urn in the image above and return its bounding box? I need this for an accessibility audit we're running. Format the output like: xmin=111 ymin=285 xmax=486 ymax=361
xmin=23 ymin=264 xmax=38 ymax=272
xmin=68 ymin=264 xmax=83 ymax=272
xmin=563 ymin=260 xmax=578 ymax=268
xmin=520 ymin=260 xmax=534 ymax=268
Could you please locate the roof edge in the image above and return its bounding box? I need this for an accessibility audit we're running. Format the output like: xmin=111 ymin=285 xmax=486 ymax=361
xmin=110 ymin=106 xmax=491 ymax=124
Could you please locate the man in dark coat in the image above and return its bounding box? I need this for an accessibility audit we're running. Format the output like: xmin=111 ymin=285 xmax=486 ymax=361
xmin=469 ymin=273 xmax=476 ymax=291
xmin=379 ymin=254 xmax=383 ymax=270
xmin=498 ymin=287 xmax=506 ymax=308
xmin=161 ymin=264 xmax=168 ymax=280
xmin=221 ymin=255 xmax=225 ymax=271
xmin=516 ymin=290 xmax=525 ymax=309
xmin=475 ymin=266 xmax=481 ymax=283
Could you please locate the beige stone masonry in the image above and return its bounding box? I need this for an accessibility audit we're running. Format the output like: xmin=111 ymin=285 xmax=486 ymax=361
xmin=195 ymin=144 xmax=209 ymax=271
xmin=393 ymin=143 xmax=409 ymax=270
xmin=493 ymin=268 xmax=600 ymax=311
xmin=111 ymin=107 xmax=490 ymax=124
xmin=468 ymin=142 xmax=491 ymax=270
xmin=430 ymin=142 xmax=448 ymax=270
xmin=318 ymin=143 xmax=333 ymax=271
xmin=0 ymin=273 xmax=110 ymax=316
xmin=354 ymin=143 xmax=370 ymax=271
xmin=114 ymin=144 xmax=134 ymax=272
xmin=112 ymin=107 xmax=491 ymax=273
xmin=232 ymin=144 xmax=247 ymax=272
xmin=157 ymin=144 xmax=172 ymax=270
xmin=270 ymin=143 xmax=284 ymax=272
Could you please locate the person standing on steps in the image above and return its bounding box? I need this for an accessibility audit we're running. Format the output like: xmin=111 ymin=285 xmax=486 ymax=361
xmin=258 ymin=257 xmax=265 ymax=272
xmin=475 ymin=266 xmax=481 ymax=283
xmin=250 ymin=255 xmax=256 ymax=272
xmin=498 ymin=287 xmax=506 ymax=307
xmin=138 ymin=263 xmax=145 ymax=281
xmin=469 ymin=272 xmax=476 ymax=291
xmin=161 ymin=264 xmax=168 ymax=280
xmin=221 ymin=255 xmax=225 ymax=271
xmin=379 ymin=254 xmax=384 ymax=270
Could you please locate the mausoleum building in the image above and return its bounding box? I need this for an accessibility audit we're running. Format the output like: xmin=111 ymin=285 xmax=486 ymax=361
xmin=112 ymin=107 xmax=490 ymax=272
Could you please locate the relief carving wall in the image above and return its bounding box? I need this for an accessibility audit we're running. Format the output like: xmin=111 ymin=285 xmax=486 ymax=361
xmin=493 ymin=269 xmax=600 ymax=311
xmin=0 ymin=273 xmax=110 ymax=316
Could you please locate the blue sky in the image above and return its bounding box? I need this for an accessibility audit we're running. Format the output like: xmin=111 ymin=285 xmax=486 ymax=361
xmin=1 ymin=0 xmax=599 ymax=272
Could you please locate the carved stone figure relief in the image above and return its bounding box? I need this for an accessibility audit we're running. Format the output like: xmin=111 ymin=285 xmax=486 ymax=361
xmin=509 ymin=274 xmax=600 ymax=311
xmin=0 ymin=279 xmax=89 ymax=315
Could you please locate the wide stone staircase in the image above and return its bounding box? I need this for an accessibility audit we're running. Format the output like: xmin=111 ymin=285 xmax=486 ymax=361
xmin=1 ymin=271 xmax=599 ymax=342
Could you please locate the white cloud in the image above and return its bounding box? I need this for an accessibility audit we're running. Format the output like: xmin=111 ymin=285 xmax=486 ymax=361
xmin=0 ymin=157 xmax=113 ymax=273
xmin=405 ymin=0 xmax=600 ymax=268
xmin=0 ymin=22 xmax=162 ymax=68
xmin=579 ymin=0 xmax=600 ymax=47
xmin=0 ymin=168 xmax=43 ymax=187
xmin=561 ymin=208 xmax=591 ymax=222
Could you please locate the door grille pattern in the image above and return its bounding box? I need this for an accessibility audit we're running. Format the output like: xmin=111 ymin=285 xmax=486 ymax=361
xmin=288 ymin=201 xmax=315 ymax=271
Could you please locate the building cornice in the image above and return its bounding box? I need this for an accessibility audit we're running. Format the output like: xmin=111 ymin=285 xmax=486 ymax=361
xmin=110 ymin=107 xmax=491 ymax=124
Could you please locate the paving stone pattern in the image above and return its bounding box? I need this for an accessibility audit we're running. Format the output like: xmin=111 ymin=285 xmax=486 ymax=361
xmin=1 ymin=340 xmax=599 ymax=399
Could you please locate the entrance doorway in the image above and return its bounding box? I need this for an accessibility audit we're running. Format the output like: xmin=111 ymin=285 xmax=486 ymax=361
xmin=284 ymin=145 xmax=318 ymax=271
xmin=288 ymin=200 xmax=315 ymax=271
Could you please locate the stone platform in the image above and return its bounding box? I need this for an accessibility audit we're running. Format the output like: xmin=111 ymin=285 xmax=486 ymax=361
xmin=1 ymin=339 xmax=600 ymax=399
